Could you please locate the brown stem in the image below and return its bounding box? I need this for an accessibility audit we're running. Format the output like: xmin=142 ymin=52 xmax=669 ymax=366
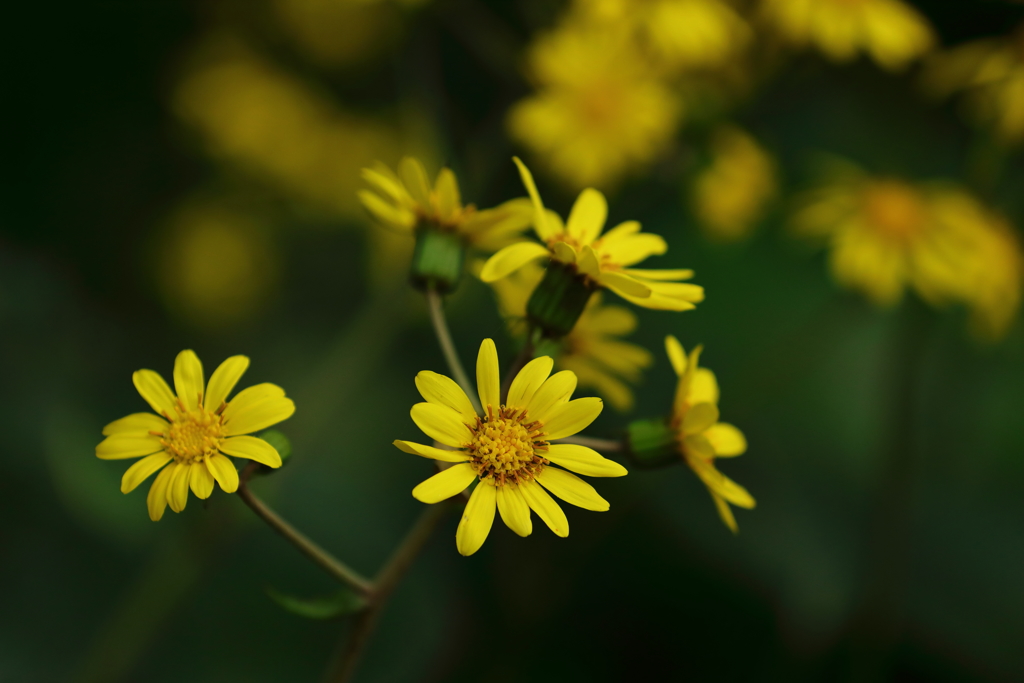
xmin=553 ymin=435 xmax=623 ymax=452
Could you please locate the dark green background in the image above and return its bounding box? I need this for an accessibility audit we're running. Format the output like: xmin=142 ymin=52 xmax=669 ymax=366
xmin=4 ymin=1 xmax=1023 ymax=681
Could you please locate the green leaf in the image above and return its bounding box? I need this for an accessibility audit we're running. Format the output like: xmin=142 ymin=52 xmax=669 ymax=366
xmin=265 ymin=586 xmax=368 ymax=620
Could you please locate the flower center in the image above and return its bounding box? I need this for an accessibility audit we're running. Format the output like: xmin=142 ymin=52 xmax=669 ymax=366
xmin=467 ymin=406 xmax=549 ymax=487
xmin=863 ymin=180 xmax=927 ymax=243
xmin=158 ymin=402 xmax=225 ymax=463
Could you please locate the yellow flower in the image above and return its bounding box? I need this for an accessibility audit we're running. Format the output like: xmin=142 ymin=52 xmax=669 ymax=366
xmin=480 ymin=158 xmax=704 ymax=311
xmin=760 ymin=0 xmax=935 ymax=71
xmin=486 ymin=262 xmax=652 ymax=411
xmin=692 ymin=125 xmax=778 ymax=242
xmin=665 ymin=336 xmax=753 ymax=533
xmin=922 ymin=27 xmax=1024 ymax=143
xmin=96 ymin=351 xmax=295 ymax=521
xmin=359 ymin=157 xmax=532 ymax=251
xmin=508 ymin=20 xmax=683 ymax=190
xmin=395 ymin=339 xmax=627 ymax=556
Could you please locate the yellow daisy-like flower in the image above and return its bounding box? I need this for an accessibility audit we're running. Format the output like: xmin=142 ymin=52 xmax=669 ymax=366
xmin=395 ymin=338 xmax=627 ymax=556
xmin=359 ymin=156 xmax=531 ymax=251
xmin=96 ymin=351 xmax=296 ymax=521
xmin=665 ymin=336 xmax=753 ymax=533
xmin=507 ymin=20 xmax=683 ymax=190
xmin=480 ymin=158 xmax=704 ymax=311
xmin=760 ymin=0 xmax=935 ymax=72
xmin=692 ymin=125 xmax=778 ymax=242
xmin=922 ymin=26 xmax=1024 ymax=143
xmin=485 ymin=261 xmax=653 ymax=411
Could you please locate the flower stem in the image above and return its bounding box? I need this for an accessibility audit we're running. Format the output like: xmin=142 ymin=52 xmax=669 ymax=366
xmin=554 ymin=435 xmax=623 ymax=452
xmin=237 ymin=464 xmax=372 ymax=596
xmin=327 ymin=502 xmax=452 ymax=683
xmin=425 ymin=286 xmax=481 ymax=413
xmin=499 ymin=328 xmax=538 ymax=403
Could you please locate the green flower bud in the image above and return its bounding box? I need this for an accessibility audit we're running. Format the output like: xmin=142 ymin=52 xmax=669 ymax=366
xmin=410 ymin=227 xmax=465 ymax=293
xmin=527 ymin=261 xmax=596 ymax=339
xmin=625 ymin=417 xmax=678 ymax=469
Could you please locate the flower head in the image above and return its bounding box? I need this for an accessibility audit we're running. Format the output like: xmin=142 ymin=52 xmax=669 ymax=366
xmin=760 ymin=0 xmax=935 ymax=72
xmin=97 ymin=351 xmax=295 ymax=521
xmin=395 ymin=339 xmax=627 ymax=556
xmin=665 ymin=336 xmax=753 ymax=532
xmin=359 ymin=156 xmax=531 ymax=251
xmin=480 ymin=158 xmax=704 ymax=312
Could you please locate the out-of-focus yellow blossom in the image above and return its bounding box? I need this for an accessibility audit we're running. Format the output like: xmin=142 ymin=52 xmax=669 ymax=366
xmin=359 ymin=157 xmax=532 ymax=251
xmin=272 ymin=0 xmax=402 ymax=68
xmin=157 ymin=201 xmax=279 ymax=330
xmin=922 ymin=27 xmax=1024 ymax=143
xmin=576 ymin=0 xmax=750 ymax=72
xmin=174 ymin=38 xmax=399 ymax=216
xmin=508 ymin=20 xmax=683 ymax=190
xmin=692 ymin=126 xmax=778 ymax=242
xmin=760 ymin=0 xmax=935 ymax=71
xmin=665 ymin=336 xmax=753 ymax=533
xmin=97 ymin=352 xmax=295 ymax=521
xmin=481 ymin=159 xmax=704 ymax=311
xmin=395 ymin=339 xmax=626 ymax=555
xmin=486 ymin=262 xmax=653 ymax=411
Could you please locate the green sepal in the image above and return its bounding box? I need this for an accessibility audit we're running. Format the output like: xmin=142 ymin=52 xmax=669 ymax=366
xmin=251 ymin=429 xmax=292 ymax=475
xmin=410 ymin=227 xmax=465 ymax=293
xmin=527 ymin=262 xmax=595 ymax=339
xmin=626 ymin=417 xmax=679 ymax=469
xmin=265 ymin=585 xmax=368 ymax=620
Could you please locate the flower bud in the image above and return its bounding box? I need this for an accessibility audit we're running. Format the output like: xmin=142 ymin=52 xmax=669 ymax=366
xmin=625 ymin=417 xmax=678 ymax=469
xmin=526 ymin=262 xmax=596 ymax=339
xmin=410 ymin=227 xmax=465 ymax=293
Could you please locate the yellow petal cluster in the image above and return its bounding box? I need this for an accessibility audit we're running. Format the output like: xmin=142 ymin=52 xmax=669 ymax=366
xmin=760 ymin=0 xmax=935 ymax=71
xmin=480 ymin=159 xmax=704 ymax=311
xmin=665 ymin=337 xmax=753 ymax=532
xmin=359 ymin=157 xmax=532 ymax=250
xmin=395 ymin=339 xmax=627 ymax=556
xmin=97 ymin=351 xmax=296 ymax=521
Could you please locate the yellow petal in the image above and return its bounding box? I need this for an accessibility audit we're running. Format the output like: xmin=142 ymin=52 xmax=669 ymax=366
xmin=361 ymin=166 xmax=410 ymax=205
xmin=665 ymin=335 xmax=687 ymax=376
xmin=544 ymin=444 xmax=628 ymax=477
xmin=599 ymin=271 xmax=652 ymax=298
xmin=222 ymin=383 xmax=285 ymax=417
xmin=219 ymin=436 xmax=282 ymax=468
xmin=96 ymin=435 xmax=164 ymax=460
xmin=435 ymin=168 xmax=461 ymax=221
xmin=566 ymin=188 xmax=607 ymax=244
xmin=684 ymin=434 xmax=715 ymax=460
xmin=132 ymin=369 xmax=176 ymax=417
xmin=690 ymin=368 xmax=720 ymax=406
xmin=102 ymin=412 xmax=168 ymax=437
xmin=551 ymin=241 xmax=578 ymax=265
xmin=603 ymin=233 xmax=667 ymax=266
xmin=496 ymin=485 xmax=532 ymax=537
xmin=167 ymin=462 xmax=191 ymax=513
xmin=513 ymin=156 xmax=556 ymax=240
xmin=479 ymin=242 xmax=549 ymax=282
xmin=688 ymin=455 xmax=755 ymax=509
xmin=393 ymin=440 xmax=470 ymax=463
xmin=622 ymin=268 xmax=695 ymax=281
xmin=519 ymin=480 xmax=568 ymax=537
xmin=456 ymin=482 xmax=497 ymax=556
xmin=506 ymin=356 xmax=554 ymax=410
xmin=146 ymin=465 xmax=175 ymax=521
xmin=705 ymin=423 xmax=747 ymax=457
xmin=683 ymin=402 xmax=720 ymax=436
xmin=359 ymin=190 xmax=416 ymax=229
xmin=476 ymin=338 xmax=501 ymax=413
xmin=712 ymin=492 xmax=739 ymax=533
xmin=223 ymin=394 xmax=295 ymax=436
xmin=412 ymin=463 xmax=477 ymax=503
xmin=577 ymin=245 xmax=602 ymax=279
xmin=526 ymin=370 xmax=577 ymax=423
xmin=399 ymin=157 xmax=431 ymax=206
xmin=190 ymin=461 xmax=216 ymax=499
xmin=411 ymin=403 xmax=474 ymax=448
xmin=415 ymin=371 xmax=476 ymax=423
xmin=173 ymin=350 xmax=204 ymax=411
xmin=204 ymin=355 xmax=250 ymax=411
xmin=206 ymin=453 xmax=239 ymax=493
xmin=536 ymin=467 xmax=609 ymax=511
xmin=542 ymin=397 xmax=603 ymax=440
xmin=120 ymin=452 xmax=172 ymax=494
xmin=599 ymin=220 xmax=641 ymax=245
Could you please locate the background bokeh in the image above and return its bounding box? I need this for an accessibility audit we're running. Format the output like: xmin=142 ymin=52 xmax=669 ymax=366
xmin=4 ymin=0 xmax=1024 ymax=681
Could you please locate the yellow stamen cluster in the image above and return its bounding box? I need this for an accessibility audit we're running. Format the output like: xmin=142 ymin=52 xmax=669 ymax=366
xmin=156 ymin=400 xmax=225 ymax=464
xmin=468 ymin=406 xmax=549 ymax=487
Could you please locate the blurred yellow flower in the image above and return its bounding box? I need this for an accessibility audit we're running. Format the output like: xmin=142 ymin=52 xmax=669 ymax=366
xmin=97 ymin=352 xmax=295 ymax=521
xmin=760 ymin=0 xmax=935 ymax=71
xmin=922 ymin=27 xmax=1024 ymax=143
xmin=481 ymin=159 xmax=705 ymax=311
xmin=508 ymin=20 xmax=683 ymax=190
xmin=577 ymin=0 xmax=750 ymax=72
xmin=157 ymin=200 xmax=279 ymax=330
xmin=272 ymin=0 xmax=401 ymax=68
xmin=359 ymin=157 xmax=532 ymax=251
xmin=665 ymin=336 xmax=753 ymax=533
xmin=486 ymin=262 xmax=653 ymax=411
xmin=396 ymin=339 xmax=626 ymax=556
xmin=692 ymin=125 xmax=778 ymax=242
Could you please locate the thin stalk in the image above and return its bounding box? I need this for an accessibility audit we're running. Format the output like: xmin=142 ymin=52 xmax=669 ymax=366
xmin=238 ymin=465 xmax=372 ymax=596
xmin=425 ymin=286 xmax=481 ymax=414
xmin=554 ymin=435 xmax=623 ymax=452
xmin=499 ymin=328 xmax=537 ymax=403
